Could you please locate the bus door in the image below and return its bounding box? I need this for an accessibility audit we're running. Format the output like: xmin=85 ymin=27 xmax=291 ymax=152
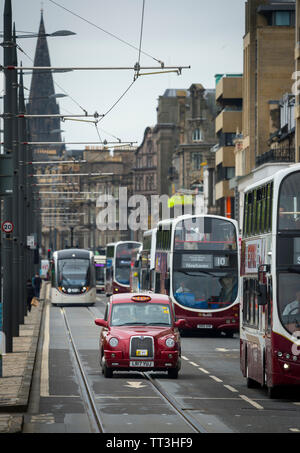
xmin=258 ymin=264 xmax=272 ymax=384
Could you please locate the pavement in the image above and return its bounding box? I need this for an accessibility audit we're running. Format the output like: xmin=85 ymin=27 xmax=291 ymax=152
xmin=0 ymin=281 xmax=49 ymax=433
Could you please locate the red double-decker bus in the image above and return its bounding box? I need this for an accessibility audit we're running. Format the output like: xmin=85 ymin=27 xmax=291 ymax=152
xmin=153 ymin=214 xmax=240 ymax=336
xmin=105 ymin=241 xmax=141 ymax=296
xmin=240 ymin=164 xmax=300 ymax=397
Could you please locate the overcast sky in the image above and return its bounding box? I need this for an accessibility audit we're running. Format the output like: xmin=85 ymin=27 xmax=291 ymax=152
xmin=1 ymin=0 xmax=245 ymax=150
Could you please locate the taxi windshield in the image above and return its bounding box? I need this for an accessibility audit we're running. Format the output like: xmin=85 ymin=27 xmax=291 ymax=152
xmin=110 ymin=303 xmax=172 ymax=326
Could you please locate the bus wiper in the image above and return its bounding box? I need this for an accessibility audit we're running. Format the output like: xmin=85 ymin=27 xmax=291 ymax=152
xmin=181 ymin=270 xmax=215 ymax=276
xmin=288 ymin=267 xmax=300 ymax=274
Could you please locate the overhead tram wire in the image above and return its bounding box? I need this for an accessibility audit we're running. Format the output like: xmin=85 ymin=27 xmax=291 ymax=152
xmin=47 ymin=0 xmax=163 ymax=65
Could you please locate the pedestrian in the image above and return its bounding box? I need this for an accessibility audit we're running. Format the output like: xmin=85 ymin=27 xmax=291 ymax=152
xmin=26 ymin=279 xmax=35 ymax=313
xmin=32 ymin=272 xmax=42 ymax=298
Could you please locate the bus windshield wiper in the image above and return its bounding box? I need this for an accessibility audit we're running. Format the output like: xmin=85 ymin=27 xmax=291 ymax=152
xmin=181 ymin=270 xmax=215 ymax=277
xmin=287 ymin=267 xmax=300 ymax=274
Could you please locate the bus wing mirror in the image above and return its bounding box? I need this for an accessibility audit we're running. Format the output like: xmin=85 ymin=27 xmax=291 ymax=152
xmin=95 ymin=318 xmax=108 ymax=328
xmin=165 ymin=277 xmax=170 ymax=295
xmin=257 ymin=283 xmax=267 ymax=306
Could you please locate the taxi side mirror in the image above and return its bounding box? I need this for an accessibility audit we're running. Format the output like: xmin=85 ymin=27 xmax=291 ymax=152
xmin=95 ymin=318 xmax=108 ymax=328
xmin=174 ymin=319 xmax=185 ymax=328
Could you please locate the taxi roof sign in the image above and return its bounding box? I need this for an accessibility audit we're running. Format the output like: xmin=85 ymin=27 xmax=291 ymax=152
xmin=131 ymin=295 xmax=151 ymax=302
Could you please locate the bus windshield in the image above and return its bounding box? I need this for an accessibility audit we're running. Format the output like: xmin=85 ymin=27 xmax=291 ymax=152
xmin=278 ymin=272 xmax=300 ymax=334
xmin=173 ymin=270 xmax=238 ymax=309
xmin=115 ymin=243 xmax=140 ymax=286
xmin=110 ymin=303 xmax=172 ymax=326
xmin=278 ymin=171 xmax=300 ymax=230
xmin=174 ymin=217 xmax=237 ymax=251
xmin=95 ymin=264 xmax=105 ymax=285
xmin=58 ymin=258 xmax=90 ymax=289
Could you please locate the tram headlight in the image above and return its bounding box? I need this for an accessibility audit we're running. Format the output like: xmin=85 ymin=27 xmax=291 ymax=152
xmin=81 ymin=286 xmax=87 ymax=293
xmin=165 ymin=338 xmax=175 ymax=348
xmin=109 ymin=337 xmax=119 ymax=348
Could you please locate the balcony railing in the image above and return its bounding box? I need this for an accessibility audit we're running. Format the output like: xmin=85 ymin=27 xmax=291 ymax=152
xmin=255 ymin=147 xmax=295 ymax=167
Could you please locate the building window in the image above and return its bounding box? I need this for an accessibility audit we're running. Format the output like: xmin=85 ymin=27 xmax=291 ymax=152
xmin=192 ymin=128 xmax=202 ymax=142
xmin=273 ymin=11 xmax=292 ymax=26
xmin=192 ymin=153 xmax=203 ymax=170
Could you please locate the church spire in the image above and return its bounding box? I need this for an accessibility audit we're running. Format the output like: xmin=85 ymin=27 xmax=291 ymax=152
xmin=27 ymin=11 xmax=64 ymax=160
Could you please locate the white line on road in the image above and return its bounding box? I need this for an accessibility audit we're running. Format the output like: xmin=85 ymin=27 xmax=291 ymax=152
xmin=223 ymin=385 xmax=238 ymax=393
xmin=239 ymin=394 xmax=264 ymax=410
xmin=181 ymin=356 xmax=189 ymax=360
xmin=210 ymin=375 xmax=223 ymax=383
xmin=189 ymin=361 xmax=199 ymax=367
xmin=40 ymin=301 xmax=50 ymax=397
xmin=198 ymin=367 xmax=209 ymax=374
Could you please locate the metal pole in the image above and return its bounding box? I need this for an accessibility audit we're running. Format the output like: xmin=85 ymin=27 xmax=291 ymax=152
xmin=18 ymin=67 xmax=26 ymax=319
xmin=12 ymin=24 xmax=20 ymax=333
xmin=2 ymin=0 xmax=13 ymax=352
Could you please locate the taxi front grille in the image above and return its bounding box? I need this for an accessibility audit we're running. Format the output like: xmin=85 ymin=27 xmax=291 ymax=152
xmin=130 ymin=336 xmax=154 ymax=359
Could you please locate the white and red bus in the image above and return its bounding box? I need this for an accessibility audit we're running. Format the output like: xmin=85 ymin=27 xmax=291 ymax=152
xmin=153 ymin=214 xmax=240 ymax=336
xmin=94 ymin=253 xmax=106 ymax=292
xmin=105 ymin=241 xmax=141 ymax=296
xmin=240 ymin=163 xmax=300 ymax=397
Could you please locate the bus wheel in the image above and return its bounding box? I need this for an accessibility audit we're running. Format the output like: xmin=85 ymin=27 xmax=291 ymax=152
xmin=225 ymin=331 xmax=234 ymax=338
xmin=267 ymin=385 xmax=279 ymax=399
xmin=168 ymin=368 xmax=179 ymax=379
xmin=246 ymin=366 xmax=259 ymax=388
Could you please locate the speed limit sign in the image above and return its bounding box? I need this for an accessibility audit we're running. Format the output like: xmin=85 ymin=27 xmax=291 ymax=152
xmin=1 ymin=221 xmax=14 ymax=234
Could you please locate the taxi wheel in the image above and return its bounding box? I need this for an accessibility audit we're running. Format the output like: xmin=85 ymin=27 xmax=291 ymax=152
xmin=168 ymin=368 xmax=179 ymax=379
xmin=103 ymin=362 xmax=113 ymax=378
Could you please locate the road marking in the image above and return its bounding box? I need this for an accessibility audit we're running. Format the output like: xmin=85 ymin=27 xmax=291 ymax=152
xmin=289 ymin=428 xmax=300 ymax=432
xmin=198 ymin=367 xmax=209 ymax=374
xmin=181 ymin=356 xmax=189 ymax=360
xmin=216 ymin=348 xmax=239 ymax=352
xmin=189 ymin=361 xmax=199 ymax=367
xmin=210 ymin=375 xmax=223 ymax=383
xmin=125 ymin=381 xmax=147 ymax=389
xmin=239 ymin=394 xmax=264 ymax=410
xmin=40 ymin=302 xmax=50 ymax=397
xmin=223 ymin=385 xmax=238 ymax=393
xmin=96 ymin=396 xmax=160 ymax=399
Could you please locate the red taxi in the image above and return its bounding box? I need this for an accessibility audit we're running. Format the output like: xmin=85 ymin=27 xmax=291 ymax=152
xmin=94 ymin=293 xmax=185 ymax=378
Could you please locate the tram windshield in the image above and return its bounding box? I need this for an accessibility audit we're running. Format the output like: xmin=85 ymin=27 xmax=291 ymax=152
xmin=173 ymin=270 xmax=238 ymax=310
xmin=58 ymin=258 xmax=90 ymax=291
xmin=278 ymin=273 xmax=300 ymax=334
xmin=115 ymin=243 xmax=140 ymax=286
xmin=110 ymin=303 xmax=172 ymax=326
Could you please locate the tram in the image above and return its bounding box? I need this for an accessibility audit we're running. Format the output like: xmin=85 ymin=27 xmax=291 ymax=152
xmin=50 ymin=248 xmax=96 ymax=306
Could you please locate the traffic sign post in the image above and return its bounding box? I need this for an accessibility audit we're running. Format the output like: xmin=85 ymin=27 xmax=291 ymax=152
xmin=1 ymin=220 xmax=14 ymax=234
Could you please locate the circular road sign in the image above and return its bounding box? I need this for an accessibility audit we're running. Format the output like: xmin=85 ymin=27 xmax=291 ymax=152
xmin=1 ymin=220 xmax=14 ymax=234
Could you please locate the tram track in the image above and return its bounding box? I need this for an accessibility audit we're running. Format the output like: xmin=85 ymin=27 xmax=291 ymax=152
xmin=142 ymin=372 xmax=207 ymax=433
xmin=60 ymin=307 xmax=105 ymax=433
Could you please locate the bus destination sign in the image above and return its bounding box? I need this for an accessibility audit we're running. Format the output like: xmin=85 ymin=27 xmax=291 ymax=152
xmin=181 ymin=254 xmax=213 ymax=269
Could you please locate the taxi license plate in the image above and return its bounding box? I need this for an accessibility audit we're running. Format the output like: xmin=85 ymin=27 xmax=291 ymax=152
xmin=136 ymin=349 xmax=148 ymax=357
xmin=130 ymin=361 xmax=154 ymax=367
xmin=197 ymin=324 xmax=213 ymax=329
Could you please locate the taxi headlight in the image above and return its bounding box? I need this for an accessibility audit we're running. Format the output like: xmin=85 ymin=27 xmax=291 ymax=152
xmin=165 ymin=338 xmax=175 ymax=348
xmin=109 ymin=337 xmax=119 ymax=348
